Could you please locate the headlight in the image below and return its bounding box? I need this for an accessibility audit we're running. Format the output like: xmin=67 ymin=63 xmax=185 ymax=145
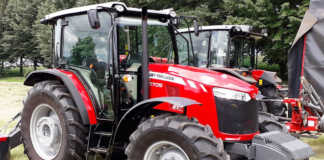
xmin=213 ymin=88 xmax=251 ymax=102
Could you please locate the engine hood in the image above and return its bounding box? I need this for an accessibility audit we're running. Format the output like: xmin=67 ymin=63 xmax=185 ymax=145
xmin=149 ymin=64 xmax=258 ymax=94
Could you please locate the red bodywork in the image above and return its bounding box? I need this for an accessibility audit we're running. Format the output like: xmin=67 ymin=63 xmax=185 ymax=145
xmin=0 ymin=137 xmax=7 ymax=142
xmin=58 ymin=69 xmax=97 ymax=125
xmin=283 ymin=98 xmax=320 ymax=132
xmin=149 ymin=64 xmax=259 ymax=141
xmin=251 ymin=69 xmax=264 ymax=81
xmin=57 ymin=63 xmax=259 ymax=141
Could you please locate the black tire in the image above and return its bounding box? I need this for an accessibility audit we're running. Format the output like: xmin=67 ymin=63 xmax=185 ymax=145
xmin=258 ymin=112 xmax=288 ymax=133
xmin=21 ymin=80 xmax=88 ymax=160
xmin=125 ymin=115 xmax=230 ymax=160
xmin=261 ymin=86 xmax=286 ymax=116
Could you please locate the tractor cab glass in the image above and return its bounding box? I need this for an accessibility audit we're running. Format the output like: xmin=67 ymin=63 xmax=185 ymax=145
xmin=62 ymin=12 xmax=110 ymax=69
xmin=116 ymin=17 xmax=174 ymax=107
xmin=117 ymin=17 xmax=173 ymax=71
xmin=177 ymin=30 xmax=257 ymax=69
xmin=228 ymin=35 xmax=254 ymax=69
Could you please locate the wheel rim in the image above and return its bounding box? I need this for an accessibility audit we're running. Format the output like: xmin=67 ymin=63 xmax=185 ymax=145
xmin=144 ymin=141 xmax=190 ymax=160
xmin=30 ymin=104 xmax=62 ymax=160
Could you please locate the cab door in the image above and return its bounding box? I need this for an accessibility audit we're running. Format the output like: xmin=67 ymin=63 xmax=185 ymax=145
xmin=58 ymin=11 xmax=114 ymax=119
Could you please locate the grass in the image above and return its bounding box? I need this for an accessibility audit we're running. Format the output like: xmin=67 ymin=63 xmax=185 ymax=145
xmin=0 ymin=76 xmax=25 ymax=82
xmin=0 ymin=79 xmax=323 ymax=159
xmin=0 ymin=66 xmax=46 ymax=83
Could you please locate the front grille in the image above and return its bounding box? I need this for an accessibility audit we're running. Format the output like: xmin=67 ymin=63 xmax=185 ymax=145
xmin=215 ymin=97 xmax=258 ymax=134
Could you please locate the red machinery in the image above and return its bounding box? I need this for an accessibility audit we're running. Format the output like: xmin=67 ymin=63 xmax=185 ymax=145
xmin=0 ymin=2 xmax=314 ymax=160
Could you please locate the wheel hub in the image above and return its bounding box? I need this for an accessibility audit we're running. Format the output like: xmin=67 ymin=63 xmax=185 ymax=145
xmin=30 ymin=104 xmax=62 ymax=160
xmin=144 ymin=141 xmax=189 ymax=160
xmin=36 ymin=117 xmax=59 ymax=147
xmin=160 ymin=150 xmax=187 ymax=160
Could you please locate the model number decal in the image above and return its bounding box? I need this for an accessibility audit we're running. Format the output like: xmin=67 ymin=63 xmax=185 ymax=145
xmin=149 ymin=72 xmax=186 ymax=85
xmin=150 ymin=82 xmax=163 ymax=88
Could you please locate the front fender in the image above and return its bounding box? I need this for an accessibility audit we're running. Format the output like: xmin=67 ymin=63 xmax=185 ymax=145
xmin=112 ymin=97 xmax=201 ymax=144
xmin=261 ymin=71 xmax=282 ymax=86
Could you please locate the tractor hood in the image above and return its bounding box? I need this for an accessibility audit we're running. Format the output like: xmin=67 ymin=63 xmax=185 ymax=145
xmin=149 ymin=64 xmax=258 ymax=95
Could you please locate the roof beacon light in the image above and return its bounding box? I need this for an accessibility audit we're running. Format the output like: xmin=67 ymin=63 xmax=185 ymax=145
xmin=170 ymin=11 xmax=177 ymax=18
xmin=114 ymin=4 xmax=125 ymax=12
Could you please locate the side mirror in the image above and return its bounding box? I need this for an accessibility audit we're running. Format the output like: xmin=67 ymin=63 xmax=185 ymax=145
xmin=87 ymin=9 xmax=100 ymax=29
xmin=194 ymin=19 xmax=199 ymax=36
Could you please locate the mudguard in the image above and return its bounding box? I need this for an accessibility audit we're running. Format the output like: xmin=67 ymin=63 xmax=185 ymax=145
xmin=260 ymin=71 xmax=282 ymax=87
xmin=252 ymin=131 xmax=314 ymax=160
xmin=112 ymin=97 xmax=200 ymax=143
xmin=24 ymin=69 xmax=97 ymax=125
xmin=226 ymin=131 xmax=313 ymax=160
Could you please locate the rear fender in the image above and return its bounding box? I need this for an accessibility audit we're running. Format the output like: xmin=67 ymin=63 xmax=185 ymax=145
xmin=24 ymin=69 xmax=97 ymax=125
xmin=112 ymin=97 xmax=200 ymax=143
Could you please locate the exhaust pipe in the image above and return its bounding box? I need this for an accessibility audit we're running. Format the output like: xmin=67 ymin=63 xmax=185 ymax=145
xmin=141 ymin=7 xmax=149 ymax=100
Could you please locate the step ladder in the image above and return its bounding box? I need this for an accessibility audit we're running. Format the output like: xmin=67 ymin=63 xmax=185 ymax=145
xmin=86 ymin=126 xmax=113 ymax=160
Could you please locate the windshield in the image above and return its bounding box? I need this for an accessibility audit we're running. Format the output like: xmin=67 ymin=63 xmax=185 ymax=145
xmin=229 ymin=37 xmax=254 ymax=69
xmin=176 ymin=30 xmax=255 ymax=69
xmin=209 ymin=31 xmax=229 ymax=68
xmin=117 ymin=17 xmax=173 ymax=71
xmin=176 ymin=30 xmax=229 ymax=67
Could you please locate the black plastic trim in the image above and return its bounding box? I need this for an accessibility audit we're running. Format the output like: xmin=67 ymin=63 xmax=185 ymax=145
xmin=111 ymin=97 xmax=201 ymax=148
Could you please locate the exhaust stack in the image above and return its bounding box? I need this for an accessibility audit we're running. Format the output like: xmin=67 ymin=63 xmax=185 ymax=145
xmin=141 ymin=7 xmax=149 ymax=100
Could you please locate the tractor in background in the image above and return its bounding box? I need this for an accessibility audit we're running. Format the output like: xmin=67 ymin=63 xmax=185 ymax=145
xmin=177 ymin=25 xmax=287 ymax=117
xmin=176 ymin=22 xmax=324 ymax=136
xmin=0 ymin=2 xmax=314 ymax=160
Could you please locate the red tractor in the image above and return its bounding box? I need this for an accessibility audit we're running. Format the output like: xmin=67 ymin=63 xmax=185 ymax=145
xmin=176 ymin=25 xmax=287 ymax=117
xmin=176 ymin=23 xmax=324 ymax=136
xmin=0 ymin=2 xmax=314 ymax=160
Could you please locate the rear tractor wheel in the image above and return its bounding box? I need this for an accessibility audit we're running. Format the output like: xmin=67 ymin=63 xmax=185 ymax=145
xmin=21 ymin=81 xmax=88 ymax=160
xmin=126 ymin=115 xmax=230 ymax=160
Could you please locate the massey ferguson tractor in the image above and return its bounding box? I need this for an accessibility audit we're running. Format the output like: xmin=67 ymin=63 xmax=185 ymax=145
xmin=0 ymin=2 xmax=314 ymax=160
xmin=177 ymin=25 xmax=287 ymax=117
xmin=176 ymin=5 xmax=324 ymax=137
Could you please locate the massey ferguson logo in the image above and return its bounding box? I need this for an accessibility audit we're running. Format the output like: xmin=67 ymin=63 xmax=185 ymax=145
xmin=149 ymin=72 xmax=186 ymax=85
xmin=150 ymin=72 xmax=174 ymax=81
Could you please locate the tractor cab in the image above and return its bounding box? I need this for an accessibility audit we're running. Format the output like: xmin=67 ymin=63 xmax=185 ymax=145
xmin=177 ymin=25 xmax=287 ymax=116
xmin=41 ymin=3 xmax=179 ymax=120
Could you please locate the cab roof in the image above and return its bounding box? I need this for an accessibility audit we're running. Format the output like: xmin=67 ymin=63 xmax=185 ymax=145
xmin=41 ymin=2 xmax=175 ymax=24
xmin=178 ymin=25 xmax=252 ymax=33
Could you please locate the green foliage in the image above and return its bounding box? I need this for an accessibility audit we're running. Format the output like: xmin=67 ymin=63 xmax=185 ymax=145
xmin=223 ymin=0 xmax=309 ymax=79
xmin=0 ymin=67 xmax=35 ymax=77
xmin=0 ymin=0 xmax=310 ymax=79
xmin=33 ymin=0 xmax=57 ymax=67
xmin=70 ymin=37 xmax=96 ymax=65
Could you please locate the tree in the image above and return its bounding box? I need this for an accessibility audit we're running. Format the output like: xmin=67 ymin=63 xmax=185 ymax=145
xmin=0 ymin=0 xmax=39 ymax=75
xmin=223 ymin=0 xmax=309 ymax=79
xmin=33 ymin=0 xmax=56 ymax=67
xmin=70 ymin=37 xmax=96 ymax=65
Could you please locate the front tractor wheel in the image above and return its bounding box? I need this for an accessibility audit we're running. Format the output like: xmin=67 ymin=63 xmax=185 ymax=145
xmin=125 ymin=115 xmax=229 ymax=160
xmin=21 ymin=81 xmax=88 ymax=160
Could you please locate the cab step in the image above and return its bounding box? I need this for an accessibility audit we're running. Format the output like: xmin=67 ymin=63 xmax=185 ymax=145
xmin=89 ymin=147 xmax=108 ymax=154
xmin=94 ymin=131 xmax=112 ymax=137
